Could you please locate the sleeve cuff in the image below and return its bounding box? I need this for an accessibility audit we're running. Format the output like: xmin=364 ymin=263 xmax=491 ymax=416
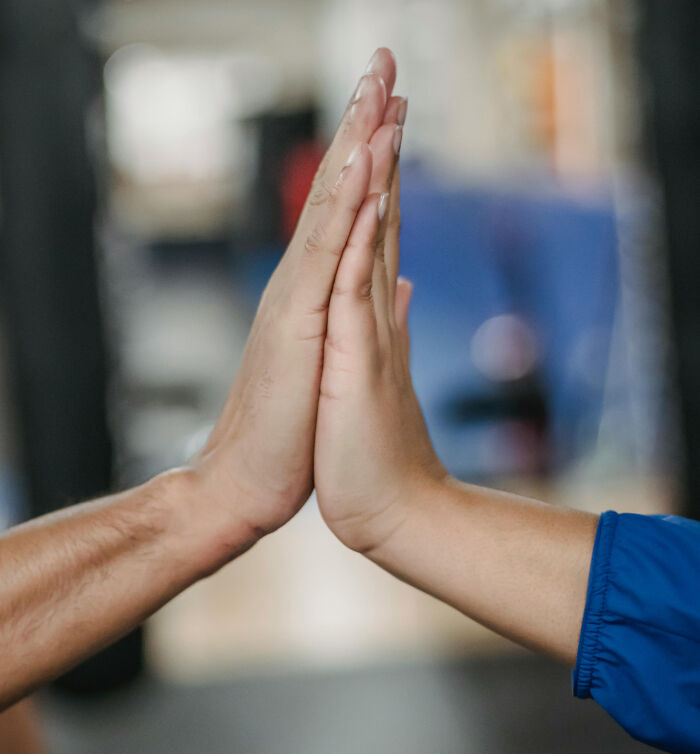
xmin=572 ymin=510 xmax=619 ymax=698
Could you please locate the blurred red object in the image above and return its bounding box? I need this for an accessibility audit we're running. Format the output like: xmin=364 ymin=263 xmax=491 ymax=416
xmin=280 ymin=140 xmax=326 ymax=242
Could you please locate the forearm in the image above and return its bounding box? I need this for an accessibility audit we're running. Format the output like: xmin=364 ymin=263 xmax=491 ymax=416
xmin=0 ymin=469 xmax=250 ymax=709
xmin=367 ymin=477 xmax=598 ymax=664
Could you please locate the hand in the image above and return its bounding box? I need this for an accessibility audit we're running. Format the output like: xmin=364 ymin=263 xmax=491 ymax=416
xmin=315 ymin=167 xmax=447 ymax=554
xmin=186 ymin=49 xmax=409 ymax=556
xmin=315 ymin=167 xmax=598 ymax=665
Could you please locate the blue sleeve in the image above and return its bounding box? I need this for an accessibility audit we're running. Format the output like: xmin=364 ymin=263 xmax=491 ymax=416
xmin=573 ymin=510 xmax=700 ymax=753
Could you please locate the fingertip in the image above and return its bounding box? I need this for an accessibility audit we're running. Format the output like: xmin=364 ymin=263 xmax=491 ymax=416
xmin=397 ymin=277 xmax=414 ymax=302
xmin=397 ymin=97 xmax=407 ymax=126
xmin=342 ymin=141 xmax=373 ymax=173
xmin=344 ymin=143 xmax=362 ymax=168
xmin=359 ymin=141 xmax=373 ymax=162
xmin=346 ymin=73 xmax=388 ymax=139
xmin=395 ymin=277 xmax=414 ymax=328
xmin=377 ymin=192 xmax=390 ymax=222
xmin=369 ymin=121 xmax=400 ymax=151
xmin=365 ymin=47 xmax=397 ymax=98
xmin=370 ymin=46 xmax=396 ymax=67
xmin=367 ymin=123 xmax=401 ymax=196
xmin=383 ymin=96 xmax=407 ymax=126
xmin=347 ymin=192 xmax=383 ymax=258
xmin=362 ymin=191 xmax=384 ymax=232
xmin=341 ymin=191 xmax=383 ymax=248
xmin=371 ymin=72 xmax=388 ymax=107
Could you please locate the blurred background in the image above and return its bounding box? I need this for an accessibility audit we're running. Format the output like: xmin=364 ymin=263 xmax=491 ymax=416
xmin=0 ymin=0 xmax=698 ymax=751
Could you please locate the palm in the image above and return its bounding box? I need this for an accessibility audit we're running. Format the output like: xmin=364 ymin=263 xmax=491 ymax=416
xmin=314 ymin=170 xmax=444 ymax=553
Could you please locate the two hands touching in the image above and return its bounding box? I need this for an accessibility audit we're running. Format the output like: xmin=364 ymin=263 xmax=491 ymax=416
xmin=0 ymin=49 xmax=597 ymax=712
xmin=0 ymin=49 xmax=442 ymax=708
xmin=3 ymin=49 xmax=692 ymax=754
xmin=189 ymin=47 xmax=442 ymax=563
xmin=187 ymin=47 xmax=595 ymax=669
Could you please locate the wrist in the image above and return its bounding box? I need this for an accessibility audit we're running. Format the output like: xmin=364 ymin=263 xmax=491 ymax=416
xmin=352 ymin=470 xmax=449 ymax=560
xmin=145 ymin=467 xmax=261 ymax=580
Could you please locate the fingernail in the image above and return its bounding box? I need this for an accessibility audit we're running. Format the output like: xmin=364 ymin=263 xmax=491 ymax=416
xmin=365 ymin=49 xmax=381 ymax=74
xmin=337 ymin=144 xmax=362 ymax=185
xmin=397 ymin=98 xmax=408 ymax=126
xmin=393 ymin=126 xmax=403 ymax=155
xmin=378 ymin=192 xmax=390 ymax=222
xmin=351 ymin=75 xmax=369 ymax=104
xmin=345 ymin=143 xmax=362 ymax=167
xmin=366 ymin=47 xmax=396 ymax=73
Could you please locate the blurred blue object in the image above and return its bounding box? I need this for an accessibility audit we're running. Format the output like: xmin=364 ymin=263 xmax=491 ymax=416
xmin=234 ymin=164 xmax=619 ymax=480
xmin=399 ymin=164 xmax=619 ymax=477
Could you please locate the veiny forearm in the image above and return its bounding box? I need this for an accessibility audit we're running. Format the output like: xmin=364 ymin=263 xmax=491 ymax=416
xmin=0 ymin=469 xmax=247 ymax=710
xmin=368 ymin=477 xmax=598 ymax=665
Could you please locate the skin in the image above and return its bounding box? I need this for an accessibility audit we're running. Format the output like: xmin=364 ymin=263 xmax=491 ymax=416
xmin=0 ymin=48 xmax=404 ymax=711
xmin=314 ymin=163 xmax=600 ymax=665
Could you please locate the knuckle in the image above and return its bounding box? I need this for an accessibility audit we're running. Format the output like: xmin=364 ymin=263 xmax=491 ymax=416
xmin=326 ymin=184 xmax=340 ymax=209
xmin=308 ymin=177 xmax=334 ymax=207
xmin=331 ymin=281 xmax=353 ymax=299
xmin=333 ymin=278 xmax=373 ymax=302
xmin=304 ymin=224 xmax=326 ymax=256
xmin=357 ymin=280 xmax=374 ymax=302
xmin=331 ymin=282 xmax=351 ymax=298
xmin=324 ymin=332 xmax=351 ymax=358
xmin=319 ymin=383 xmax=343 ymax=403
xmin=342 ymin=104 xmax=356 ymax=135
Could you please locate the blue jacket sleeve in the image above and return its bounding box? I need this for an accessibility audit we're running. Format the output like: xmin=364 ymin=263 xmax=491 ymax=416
xmin=573 ymin=511 xmax=700 ymax=753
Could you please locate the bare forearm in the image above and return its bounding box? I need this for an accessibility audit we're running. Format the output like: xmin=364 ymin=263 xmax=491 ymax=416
xmin=0 ymin=469 xmax=249 ymax=709
xmin=367 ymin=477 xmax=598 ymax=664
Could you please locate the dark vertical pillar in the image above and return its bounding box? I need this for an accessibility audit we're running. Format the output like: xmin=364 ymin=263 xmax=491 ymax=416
xmin=0 ymin=0 xmax=142 ymax=690
xmin=636 ymin=0 xmax=700 ymax=518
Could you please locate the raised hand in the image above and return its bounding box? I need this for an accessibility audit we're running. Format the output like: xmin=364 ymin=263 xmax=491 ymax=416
xmin=315 ymin=166 xmax=597 ymax=666
xmin=188 ymin=49 xmax=409 ymax=555
xmin=314 ymin=165 xmax=447 ymax=555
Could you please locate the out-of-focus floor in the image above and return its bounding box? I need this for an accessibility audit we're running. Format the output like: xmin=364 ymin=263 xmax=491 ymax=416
xmin=40 ymin=654 xmax=654 ymax=754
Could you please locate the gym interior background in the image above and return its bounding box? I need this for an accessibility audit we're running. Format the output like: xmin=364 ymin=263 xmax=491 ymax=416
xmin=1 ymin=0 xmax=698 ymax=751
